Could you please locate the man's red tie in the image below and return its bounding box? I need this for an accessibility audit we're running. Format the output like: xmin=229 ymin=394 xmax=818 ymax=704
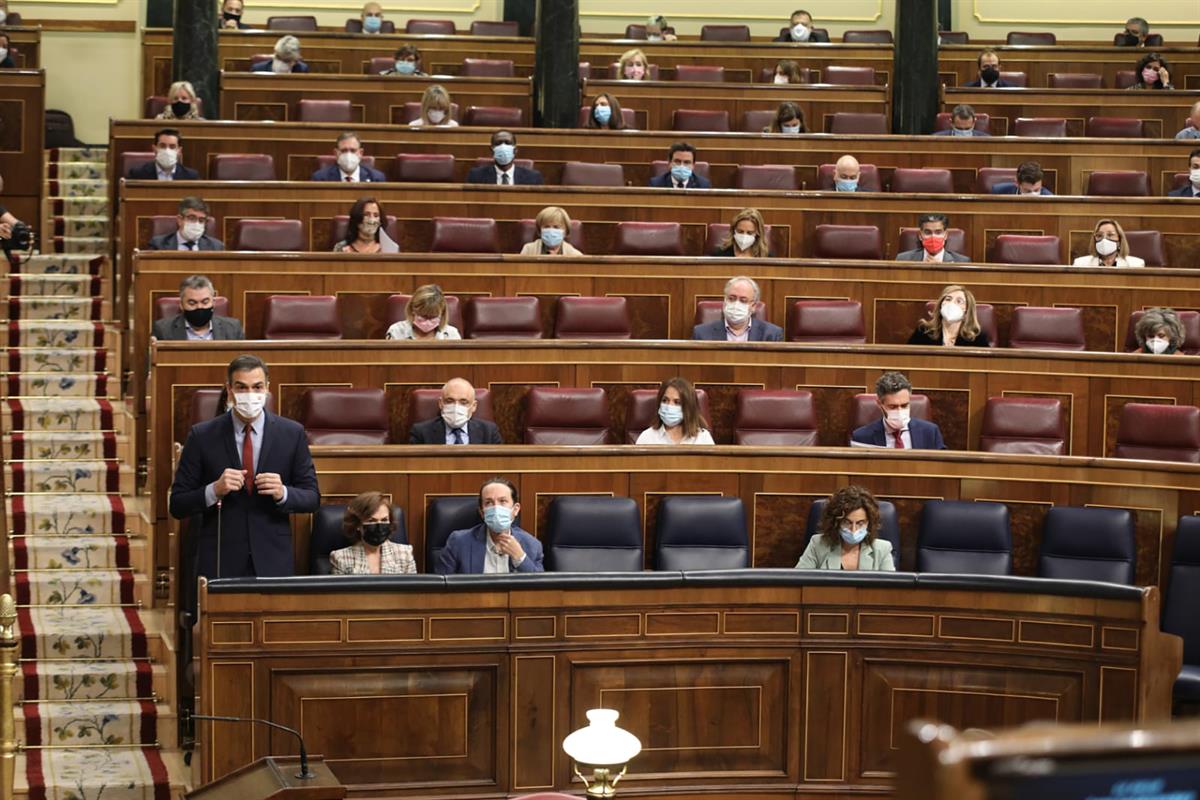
xmin=892 ymin=431 xmax=905 ymax=449
xmin=344 ymin=175 xmax=352 ymax=182
xmin=243 ymin=424 xmax=255 ymax=494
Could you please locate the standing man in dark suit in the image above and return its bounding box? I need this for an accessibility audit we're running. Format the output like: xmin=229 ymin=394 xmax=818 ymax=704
xmin=693 ymin=276 xmax=784 ymax=342
xmin=151 ymin=275 xmax=245 ymax=341
xmin=1168 ymin=149 xmax=1200 ymax=197
xmin=169 ymin=354 xmax=320 ymax=578
xmin=895 ymin=213 xmax=971 ymax=262
xmin=464 ymin=130 xmax=544 ymax=185
xmin=435 ymin=477 xmax=543 ymax=574
xmin=410 ymin=378 xmax=503 ymax=444
xmin=851 ymin=372 xmax=946 ymax=450
xmin=127 ymin=129 xmax=200 ymax=181
xmin=772 ymin=10 xmax=830 ymax=42
xmin=310 ymin=132 xmax=388 ymax=182
xmin=648 ymin=142 xmax=711 ymax=189
xmin=147 ymin=196 xmax=224 ymax=251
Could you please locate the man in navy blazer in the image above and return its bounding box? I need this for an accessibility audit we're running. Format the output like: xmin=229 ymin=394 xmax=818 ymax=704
xmin=409 ymin=378 xmax=503 ymax=444
xmin=648 ymin=142 xmax=712 ymax=188
xmin=464 ymin=130 xmax=545 ymax=185
xmin=851 ymin=371 xmax=947 ymax=450
xmin=310 ymin=132 xmax=388 ymax=182
xmin=169 ymin=354 xmax=320 ymax=578
xmin=436 ymin=478 xmax=544 ymax=574
xmin=1168 ymin=149 xmax=1200 ymax=197
xmin=990 ymin=161 xmax=1054 ymax=195
xmin=692 ymin=276 xmax=784 ymax=341
xmin=128 ymin=129 xmax=200 ymax=181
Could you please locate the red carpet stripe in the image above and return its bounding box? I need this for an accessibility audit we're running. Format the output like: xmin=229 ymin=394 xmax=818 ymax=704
xmin=21 ymin=662 xmax=38 ymax=702
xmin=22 ymin=695 xmax=41 ymax=746
xmin=144 ymin=746 xmax=172 ymax=800
xmin=120 ymin=569 xmax=135 ymax=604
xmin=138 ymin=699 xmax=158 ymax=745
xmin=11 ymin=496 xmax=26 ymax=535
xmin=17 ymin=608 xmax=35 ymax=660
xmin=122 ymin=607 xmax=148 ymax=659
xmin=6 ymin=398 xmax=24 ymax=429
xmin=11 ymin=538 xmax=27 ymax=570
xmin=24 ymin=747 xmax=45 ymax=800
xmin=135 ymin=660 xmax=154 ymax=698
xmin=114 ymin=534 xmax=131 ymax=567
xmin=110 ymin=494 xmax=126 ymax=531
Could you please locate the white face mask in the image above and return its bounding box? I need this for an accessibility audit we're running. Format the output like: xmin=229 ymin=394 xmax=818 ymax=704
xmin=1095 ymin=238 xmax=1119 ymax=257
xmin=0 ymin=49 xmax=8 ymax=63
xmin=1190 ymin=168 xmax=1200 ymax=187
xmin=733 ymin=232 xmax=757 ymax=252
xmin=940 ymin=301 xmax=965 ymax=323
xmin=724 ymin=300 xmax=752 ymax=325
xmin=337 ymin=151 xmax=360 ymax=173
xmin=791 ymin=23 xmax=811 ymax=41
xmin=155 ymin=147 xmax=178 ymax=171
xmin=181 ymin=220 xmax=206 ymax=242
xmin=773 ymin=74 xmax=789 ymax=84
xmin=1147 ymin=337 xmax=1171 ymax=355
xmin=0 ymin=11 xmax=7 ymax=24
xmin=441 ymin=403 xmax=471 ymax=429
xmin=233 ymin=392 xmax=267 ymax=420
xmin=884 ymin=408 xmax=910 ymax=431
xmin=426 ymin=109 xmax=447 ymax=124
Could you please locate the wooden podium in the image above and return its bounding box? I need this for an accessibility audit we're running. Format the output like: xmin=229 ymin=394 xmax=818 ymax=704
xmin=185 ymin=756 xmax=345 ymax=800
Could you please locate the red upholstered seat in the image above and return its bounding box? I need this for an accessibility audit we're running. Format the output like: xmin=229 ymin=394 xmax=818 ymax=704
xmin=702 ymin=223 xmax=774 ymax=255
xmin=301 ymin=388 xmax=389 ymax=445
xmin=700 ymin=24 xmax=750 ymax=41
xmin=812 ymin=225 xmax=883 ymax=260
xmin=410 ymin=387 xmax=494 ymax=424
xmin=787 ymin=300 xmax=867 ymax=343
xmin=975 ymin=167 xmax=1016 ymax=193
xmin=735 ymin=165 xmax=797 ymax=190
xmin=263 ymin=295 xmax=342 ymax=339
xmin=232 ymin=219 xmax=304 ymax=251
xmin=155 ymin=296 xmax=230 ymax=321
xmin=1008 ymin=307 xmax=1086 ymax=350
xmin=1170 ymin=172 xmax=1191 ymax=193
xmin=1086 ymin=170 xmax=1151 ymax=197
xmin=267 ymin=15 xmax=317 ymax=30
xmin=430 ymin=217 xmax=499 ymax=254
xmin=560 ymin=161 xmax=625 ymax=186
xmin=517 ymin=219 xmax=585 ymax=253
xmin=674 ymin=65 xmax=726 ymax=82
xmin=694 ymin=299 xmax=767 ymax=327
xmin=553 ymin=297 xmax=632 ymax=339
xmin=1014 ymin=118 xmax=1067 ymax=137
xmin=470 ymin=20 xmax=519 ymax=36
xmin=671 ymin=109 xmax=730 ymax=132
xmin=398 ymin=101 xmax=459 ymax=124
xmin=891 ymin=168 xmax=954 ymax=194
xmin=463 ymin=106 xmax=524 ymax=127
xmin=1000 ymin=71 xmax=1028 ymax=87
xmin=1007 ymin=31 xmax=1056 ymax=45
xmin=650 ymin=161 xmax=710 ymax=181
xmin=920 ymin=300 xmax=996 ymax=346
xmin=1123 ymin=230 xmax=1166 ymax=266
xmin=900 ymin=228 xmax=968 ymax=258
xmin=146 ymin=215 xmax=218 ymax=244
xmin=1114 ymin=70 xmax=1137 ymax=89
xmin=740 ymin=109 xmax=778 ymax=132
xmin=828 ymin=112 xmax=888 ymax=134
xmin=394 ymin=153 xmax=456 ymax=182
xmin=614 ymin=222 xmax=684 ymax=256
xmin=940 ymin=31 xmax=969 ymax=43
xmin=934 ymin=112 xmax=991 ymax=134
xmin=523 ymin=388 xmax=611 ymax=444
xmin=608 ymin=62 xmax=661 ymax=80
xmin=1123 ymin=310 xmax=1200 ymax=353
xmin=624 ymin=24 xmax=648 ymax=38
xmin=461 ymin=58 xmax=515 ymax=77
xmin=405 ymin=19 xmax=455 ymax=34
xmin=464 ymin=296 xmax=542 ymax=339
xmin=734 ymin=390 xmax=818 ymax=446
xmin=625 ymin=389 xmax=710 ymax=443
xmin=991 ymin=234 xmax=1061 ymax=265
xmin=816 ymin=163 xmax=882 ymax=191
xmin=330 ymin=215 xmax=400 ymax=249
xmin=822 ymin=66 xmax=876 ymax=85
xmin=346 ymin=18 xmax=395 ymax=33
xmin=297 ymin=99 xmax=353 ymax=122
xmin=850 ymin=394 xmax=929 ymax=431
xmin=979 ymin=397 xmax=1066 ymax=455
xmin=842 ymin=30 xmax=893 ymax=43
xmin=211 ymin=154 xmax=276 ymax=180
xmin=577 ymin=105 xmax=637 ymax=128
xmin=1048 ymin=72 xmax=1103 ymax=88
xmin=122 ymin=151 xmax=156 ymax=177
xmin=387 ymin=293 xmax=462 ymax=332
xmin=1114 ymin=404 xmax=1200 ymax=462
xmin=1086 ymin=117 xmax=1145 ymax=138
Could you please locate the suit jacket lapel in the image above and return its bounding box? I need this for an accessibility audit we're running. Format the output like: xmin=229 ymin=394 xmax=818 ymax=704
xmin=219 ymin=413 xmax=241 ymax=470
xmin=257 ymin=412 xmax=276 ymax=473
xmin=469 ymin=526 xmax=487 ymax=573
xmin=170 ymin=315 xmax=187 ymax=339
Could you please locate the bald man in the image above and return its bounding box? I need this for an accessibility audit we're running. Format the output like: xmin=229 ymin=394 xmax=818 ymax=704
xmin=1176 ymin=101 xmax=1200 ymax=140
xmin=833 ymin=155 xmax=862 ymax=192
xmin=360 ymin=1 xmax=385 ymax=32
xmin=409 ymin=378 xmax=504 ymax=444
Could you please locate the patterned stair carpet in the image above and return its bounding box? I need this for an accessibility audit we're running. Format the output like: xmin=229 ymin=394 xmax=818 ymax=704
xmin=6 ymin=148 xmax=183 ymax=799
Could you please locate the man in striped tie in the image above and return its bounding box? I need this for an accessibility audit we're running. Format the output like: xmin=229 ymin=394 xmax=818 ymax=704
xmin=851 ymin=371 xmax=947 ymax=450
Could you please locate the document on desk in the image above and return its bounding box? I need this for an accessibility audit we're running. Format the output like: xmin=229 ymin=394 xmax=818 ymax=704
xmin=850 ymin=440 xmax=888 ymax=448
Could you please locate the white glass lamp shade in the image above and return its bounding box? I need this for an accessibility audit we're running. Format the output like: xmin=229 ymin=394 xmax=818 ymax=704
xmin=562 ymin=709 xmax=642 ymax=767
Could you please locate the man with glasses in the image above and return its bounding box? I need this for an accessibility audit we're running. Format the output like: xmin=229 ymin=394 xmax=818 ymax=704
xmin=148 ymin=196 xmax=224 ymax=251
xmin=409 ymin=377 xmax=503 ymax=444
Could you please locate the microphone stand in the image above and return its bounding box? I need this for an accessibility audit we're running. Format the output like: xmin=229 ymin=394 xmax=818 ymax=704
xmin=191 ymin=713 xmax=315 ymax=779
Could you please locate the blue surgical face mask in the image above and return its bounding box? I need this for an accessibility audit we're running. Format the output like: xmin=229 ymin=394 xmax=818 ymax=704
xmin=493 ymin=143 xmax=515 ymax=166
xmin=670 ymin=164 xmax=693 ymax=184
xmin=659 ymin=402 xmax=684 ymax=428
xmin=840 ymin=526 xmax=868 ymax=546
xmin=951 ymin=127 xmax=974 ymax=137
xmin=835 ymin=178 xmax=858 ymax=192
xmin=593 ymin=105 xmax=612 ymax=125
xmin=540 ymin=227 xmax=565 ymax=248
xmin=362 ymin=15 xmax=382 ymax=33
xmin=781 ymin=123 xmax=801 ymax=134
xmin=483 ymin=504 xmax=513 ymax=533
xmin=394 ymin=59 xmax=416 ymax=75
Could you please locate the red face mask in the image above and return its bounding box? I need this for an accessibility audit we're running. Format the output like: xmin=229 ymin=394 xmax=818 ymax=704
xmin=922 ymin=235 xmax=946 ymax=255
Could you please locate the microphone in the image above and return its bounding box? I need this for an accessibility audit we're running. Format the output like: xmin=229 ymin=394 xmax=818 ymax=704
xmin=191 ymin=713 xmax=315 ymax=779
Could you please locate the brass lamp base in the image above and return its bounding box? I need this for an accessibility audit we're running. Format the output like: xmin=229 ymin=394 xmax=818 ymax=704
xmin=573 ymin=765 xmax=628 ymax=799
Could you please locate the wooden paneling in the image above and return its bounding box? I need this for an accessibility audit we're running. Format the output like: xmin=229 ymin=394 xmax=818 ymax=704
xmin=3 ymin=27 xmax=41 ymax=68
xmin=945 ymin=87 xmax=1200 ymax=138
xmin=0 ymin=69 xmax=44 ymax=226
xmin=938 ymin=45 xmax=1200 ymax=91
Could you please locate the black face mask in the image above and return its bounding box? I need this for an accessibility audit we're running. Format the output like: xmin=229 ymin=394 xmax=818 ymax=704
xmin=183 ymin=307 xmax=213 ymax=328
xmin=1119 ymin=32 xmax=1140 ymax=46
xmin=361 ymin=522 xmax=391 ymax=547
xmin=171 ymin=101 xmax=192 ymax=118
xmin=222 ymin=11 xmax=241 ymax=22
xmin=980 ymin=66 xmax=1000 ymax=84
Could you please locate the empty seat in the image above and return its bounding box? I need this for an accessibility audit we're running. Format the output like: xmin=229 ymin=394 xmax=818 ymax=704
xmin=1000 ymin=71 xmax=1029 ymax=87
xmin=560 ymin=161 xmax=625 ymax=187
xmin=890 ymin=168 xmax=954 ymax=194
xmin=991 ymin=234 xmax=1061 ymax=265
xmin=741 ymin=109 xmax=779 ymax=132
xmin=787 ymin=300 xmax=866 ymax=344
xmin=655 ymin=496 xmax=748 ymax=570
xmin=425 ymin=495 xmax=481 ymax=573
xmin=1006 ymin=31 xmax=1056 ymax=45
xmin=406 ymin=19 xmax=455 ymax=34
xmin=393 ymin=153 xmax=456 ymax=182
xmin=1087 ymin=170 xmax=1152 ymax=197
xmin=463 ymin=106 xmax=524 ymax=127
xmin=1086 ymin=116 xmax=1145 ymax=138
xmin=211 ymin=154 xmax=276 ymax=181
xmin=464 ymin=296 xmax=543 ymax=339
xmin=1014 ymin=117 xmax=1067 ymax=137
xmin=267 ymin=15 xmax=317 ymax=30
xmin=979 ymin=397 xmax=1066 ymax=455
xmin=975 ymin=167 xmax=1017 ymax=193
xmin=734 ymin=165 xmax=797 ymax=191
xmin=554 ymin=297 xmax=632 ymax=340
xmin=700 ymin=24 xmax=750 ymax=41
xmin=816 ymin=163 xmax=883 ymax=192
xmin=614 ymin=222 xmax=684 ymax=256
xmin=1124 ymin=309 xmax=1200 ymax=353
xmin=624 ymin=23 xmax=648 ymax=38
xmin=346 ymin=18 xmax=395 ymax=33
xmin=674 ymin=65 xmax=725 ymax=82
xmin=804 ymin=498 xmax=901 ymax=568
xmin=822 ymin=65 xmax=876 ymax=86
xmin=262 ymin=295 xmax=342 ymax=339
xmin=331 ymin=214 xmax=400 ymax=249
xmin=1162 ymin=516 xmax=1200 ymax=707
xmin=297 ymin=99 xmax=353 ymax=122
xmin=1114 ymin=404 xmax=1200 ymax=462
xmin=898 ymin=228 xmax=968 ymax=259
xmin=917 ymin=500 xmax=1012 ymax=575
xmin=409 ymin=387 xmax=493 ymax=424
xmin=939 ymin=31 xmax=969 ymax=43
xmin=828 ymin=112 xmax=887 ymax=134
xmin=430 ymin=217 xmax=499 ymax=253
xmin=1038 ymin=507 xmax=1136 ymax=584
xmin=231 ymin=219 xmax=304 ymax=251
xmin=155 ymin=295 xmax=230 ymax=321
xmin=387 ymin=293 xmax=462 ymax=332
xmin=812 ymin=225 xmax=884 ymax=260
xmin=398 ymin=101 xmax=460 ymax=124
xmin=693 ymin=298 xmax=767 ymax=327
xmin=733 ymin=390 xmax=818 ymax=446
xmin=309 ymin=503 xmax=406 ymax=574
xmin=934 ymin=112 xmax=991 ymax=134
xmin=842 ymin=30 xmax=893 ymax=43
xmin=625 ymin=389 xmax=710 ymax=443
xmin=1114 ymin=70 xmax=1138 ymax=89
xmin=1008 ymin=306 xmax=1086 ymax=351
xmin=671 ymin=109 xmax=731 ymax=132
xmin=470 ymin=20 xmax=519 ymax=36
xmin=1122 ymin=231 xmax=1167 ymax=267
xmin=301 ymin=388 xmax=389 ymax=445
xmin=850 ymin=394 xmax=930 ymax=432
xmin=1048 ymin=72 xmax=1103 ymax=88
xmin=461 ymin=58 xmax=515 ymax=77
xmin=545 ymin=496 xmax=643 ymax=572
xmin=523 ymin=387 xmax=611 ymax=445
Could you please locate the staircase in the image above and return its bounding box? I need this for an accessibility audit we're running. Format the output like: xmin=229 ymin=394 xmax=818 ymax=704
xmin=1 ymin=147 xmax=187 ymax=799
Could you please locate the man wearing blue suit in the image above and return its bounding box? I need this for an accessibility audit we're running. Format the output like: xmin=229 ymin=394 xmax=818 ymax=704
xmin=648 ymin=142 xmax=712 ymax=189
xmin=1168 ymin=149 xmax=1200 ymax=197
xmin=693 ymin=276 xmax=784 ymax=342
xmin=851 ymin=371 xmax=947 ymax=450
xmin=436 ymin=478 xmax=544 ymax=574
xmin=991 ymin=161 xmax=1054 ymax=196
xmin=169 ymin=354 xmax=320 ymax=578
xmin=311 ymin=132 xmax=388 ymax=182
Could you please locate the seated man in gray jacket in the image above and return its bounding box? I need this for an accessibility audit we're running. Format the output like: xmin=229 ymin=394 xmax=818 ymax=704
xmin=894 ymin=213 xmax=970 ymax=263
xmin=692 ymin=276 xmax=784 ymax=342
xmin=151 ymin=275 xmax=244 ymax=341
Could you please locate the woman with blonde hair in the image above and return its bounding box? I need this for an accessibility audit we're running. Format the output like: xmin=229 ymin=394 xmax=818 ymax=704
xmin=1134 ymin=307 xmax=1187 ymax=355
xmin=157 ymin=81 xmax=204 ymax=120
xmin=795 ymin=486 xmax=895 ymax=571
xmin=385 ymin=283 xmax=462 ymax=340
xmin=329 ymin=491 xmax=417 ymax=575
xmin=908 ymin=284 xmax=989 ymax=347
xmin=617 ymin=48 xmax=650 ymax=80
xmin=635 ymin=377 xmax=714 ymax=445
xmin=713 ymin=208 xmax=770 ymax=258
xmin=1072 ymin=219 xmax=1145 ymax=267
xmin=520 ymin=206 xmax=583 ymax=256
xmin=408 ymin=84 xmax=458 ymax=127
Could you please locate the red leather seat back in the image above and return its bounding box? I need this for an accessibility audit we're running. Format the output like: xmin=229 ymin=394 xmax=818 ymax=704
xmin=851 ymin=394 xmax=930 ymax=431
xmin=517 ymin=219 xmax=585 ymax=253
xmin=694 ymin=300 xmax=768 ymax=327
xmin=625 ymin=24 xmax=648 ymax=38
xmin=394 ymin=153 xmax=456 ymax=182
xmin=1006 ymin=31 xmax=1056 ymax=45
xmin=406 ymin=19 xmax=455 ymax=34
xmin=464 ymin=297 xmax=543 ymax=339
xmin=626 ymin=389 xmax=710 ymax=443
xmin=267 ymin=15 xmax=317 ymax=30
xmin=822 ymin=66 xmax=876 ymax=85
xmin=734 ymin=390 xmax=818 ymax=446
xmin=330 ymin=215 xmax=400 ymax=248
xmin=787 ymin=300 xmax=867 ymax=343
xmin=155 ymin=296 xmax=231 ymax=321
xmin=561 ymin=161 xmax=625 ymax=186
xmin=1123 ymin=310 xmax=1200 ymax=353
xmin=614 ymin=222 xmax=684 ymax=256
xmin=650 ymin=161 xmax=710 ymax=181
xmin=410 ymin=387 xmax=495 ymax=424
xmin=1124 ymin=230 xmax=1166 ymax=266
xmin=699 ymin=24 xmax=749 ymax=41
xmin=1087 ymin=170 xmax=1152 ymax=197
xmin=297 ymin=99 xmax=353 ymax=122
xmin=816 ymin=163 xmax=882 ymax=191
xmin=461 ymin=58 xmax=515 ymax=77
xmin=1085 ymin=116 xmax=1145 ymax=138
xmin=740 ymin=109 xmax=778 ymax=132
xmin=1114 ymin=404 xmax=1200 ymax=462
xmin=940 ymin=31 xmax=969 ymax=43
xmin=735 ymin=165 xmax=797 ymax=190
xmin=934 ymin=112 xmax=991 ymax=134
xmin=232 ymin=219 xmax=305 ymax=251
xmin=301 ymin=388 xmax=389 ymax=445
xmin=674 ymin=65 xmax=726 ymax=82
xmin=842 ymin=30 xmax=892 ymax=43
xmin=975 ymin=167 xmax=1016 ymax=193
xmin=399 ymin=101 xmax=459 ymax=124
xmin=554 ymin=297 xmax=632 ymax=339
xmin=430 ymin=217 xmax=499 ymax=253
xmin=1001 ymin=71 xmax=1028 ymax=86
xmin=122 ymin=151 xmax=156 ymax=177
xmin=991 ymin=234 xmax=1061 ymax=265
xmin=147 ymin=215 xmax=219 ymax=243
xmin=1014 ymin=117 xmax=1067 ymax=137
xmin=470 ymin=20 xmax=519 ymax=36
xmin=367 ymin=55 xmax=396 ymax=73
xmin=812 ymin=225 xmax=883 ymax=260
xmin=1170 ymin=172 xmax=1191 ymax=193
xmin=921 ymin=299 xmax=996 ymax=346
xmin=1114 ymin=70 xmax=1137 ymax=89
xmin=702 ymin=223 xmax=774 ymax=256
xmin=386 ymin=294 xmax=462 ymax=332
xmin=900 ymin=228 xmax=968 ymax=257
xmin=463 ymin=106 xmax=524 ymax=127
xmin=979 ymin=397 xmax=1066 ymax=455
xmin=671 ymin=109 xmax=731 ymax=132
xmin=891 ymin=168 xmax=954 ymax=194
xmin=212 ymin=154 xmax=276 ymax=181
xmin=577 ymin=106 xmax=637 ymax=127
xmin=524 ymin=388 xmax=612 ymax=444
xmin=1048 ymin=72 xmax=1103 ymax=88
xmin=262 ymin=295 xmax=343 ymax=339
xmin=1008 ymin=306 xmax=1086 ymax=350
xmin=828 ymin=113 xmax=888 ymax=134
